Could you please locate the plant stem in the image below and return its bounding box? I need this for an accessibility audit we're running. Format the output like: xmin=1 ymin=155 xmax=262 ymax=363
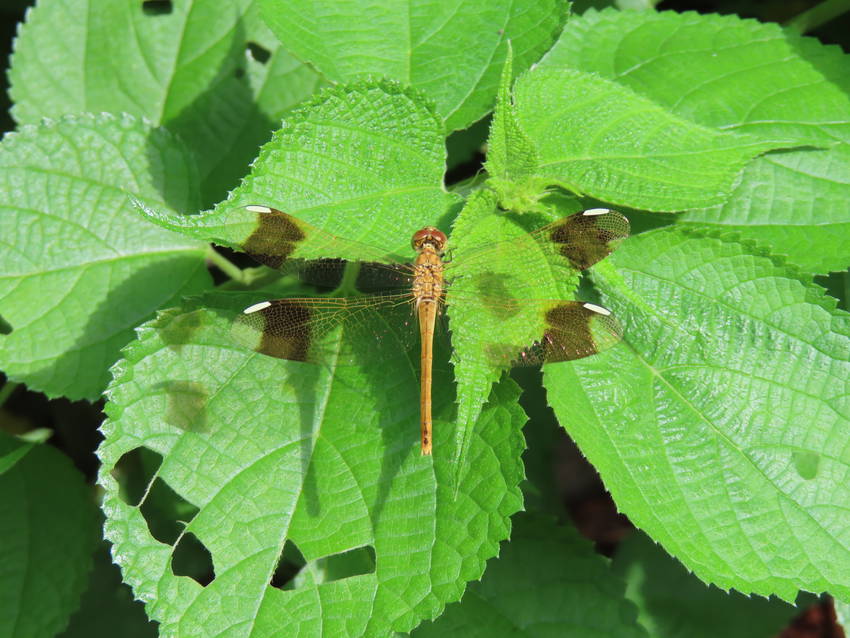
xmin=206 ymin=246 xmax=246 ymax=284
xmin=0 ymin=381 xmax=19 ymax=406
xmin=615 ymin=0 xmax=660 ymax=10
xmin=336 ymin=261 xmax=362 ymax=296
xmin=786 ymin=0 xmax=850 ymax=33
xmin=219 ymin=266 xmax=283 ymax=290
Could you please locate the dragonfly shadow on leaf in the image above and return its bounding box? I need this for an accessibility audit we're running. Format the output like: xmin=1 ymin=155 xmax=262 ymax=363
xmin=152 ymin=308 xmax=206 ymax=352
xmin=466 ymin=271 xmax=522 ymax=320
xmin=48 ymin=255 xmax=207 ymax=400
xmin=152 ymin=380 xmax=209 ymax=433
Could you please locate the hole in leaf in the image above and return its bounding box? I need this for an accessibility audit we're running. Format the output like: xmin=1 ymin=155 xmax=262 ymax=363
xmin=207 ymin=246 xmax=256 ymax=284
xmin=154 ymin=380 xmax=209 ymax=432
xmin=142 ymin=0 xmax=172 ymax=15
xmin=270 ymin=540 xmax=306 ymax=590
xmin=273 ymin=544 xmax=376 ymax=590
xmin=141 ymin=476 xmax=200 ymax=545
xmin=444 ymin=115 xmax=489 ymax=186
xmin=320 ymin=545 xmax=376 ymax=581
xmin=0 ymin=314 xmax=11 ymax=335
xmin=111 ymin=447 xmax=199 ymax=544
xmin=112 ymin=447 xmax=162 ymax=507
xmin=172 ymin=532 xmax=215 ymax=585
xmin=246 ymin=41 xmax=271 ymax=64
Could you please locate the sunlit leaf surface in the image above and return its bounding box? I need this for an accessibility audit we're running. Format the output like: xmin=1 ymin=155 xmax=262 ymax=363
xmin=540 ymin=9 xmax=850 ymax=272
xmin=547 ymin=227 xmax=850 ymax=601
xmin=98 ymin=295 xmax=525 ymax=635
xmin=9 ymin=0 xmax=322 ymax=204
xmin=259 ymin=0 xmax=569 ymax=130
xmin=0 ymin=114 xmax=210 ymax=400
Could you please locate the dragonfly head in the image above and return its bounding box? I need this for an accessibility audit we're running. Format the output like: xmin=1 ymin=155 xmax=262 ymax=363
xmin=411 ymin=227 xmax=448 ymax=254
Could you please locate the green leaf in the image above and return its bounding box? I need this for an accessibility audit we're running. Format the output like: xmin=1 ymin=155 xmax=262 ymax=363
xmin=483 ymin=43 xmax=549 ymax=214
xmin=539 ymin=9 xmax=850 ymax=272
xmin=446 ymin=189 xmax=581 ymax=489
xmin=681 ymin=147 xmax=850 ymax=275
xmin=544 ymin=227 xmax=850 ymax=601
xmin=483 ymin=43 xmax=537 ymax=183
xmin=511 ymin=68 xmax=800 ymax=212
xmin=0 ymin=114 xmax=210 ymax=401
xmin=0 ymin=435 xmax=33 ymax=474
xmin=836 ymin=599 xmax=850 ymax=629
xmin=9 ymin=0 xmax=323 ymax=205
xmin=613 ymin=532 xmax=799 ymax=638
xmin=0 ymin=434 xmax=99 ymax=638
xmin=138 ymin=81 xmax=460 ymax=260
xmin=414 ymin=514 xmax=648 ymax=637
xmin=60 ymin=543 xmax=158 ymax=638
xmin=98 ymin=294 xmax=526 ymax=635
xmin=258 ymin=0 xmax=570 ymax=131
xmin=540 ymin=10 xmax=850 ymax=145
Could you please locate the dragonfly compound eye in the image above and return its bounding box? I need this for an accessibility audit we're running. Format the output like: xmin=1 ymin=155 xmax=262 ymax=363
xmin=411 ymin=227 xmax=448 ymax=252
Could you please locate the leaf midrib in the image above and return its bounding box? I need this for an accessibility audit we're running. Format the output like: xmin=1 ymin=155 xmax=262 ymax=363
xmin=601 ymin=258 xmax=850 ymax=561
xmin=630 ymin=342 xmax=850 ymax=564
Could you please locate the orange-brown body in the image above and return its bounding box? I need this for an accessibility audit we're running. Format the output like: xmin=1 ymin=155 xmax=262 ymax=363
xmin=411 ymin=227 xmax=447 ymax=455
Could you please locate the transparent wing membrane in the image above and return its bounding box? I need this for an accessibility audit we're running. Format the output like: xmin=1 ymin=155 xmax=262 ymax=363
xmin=439 ymin=209 xmax=629 ymax=308
xmin=232 ymin=294 xmax=418 ymax=366
xmin=233 ymin=206 xmax=627 ymax=370
xmin=242 ymin=206 xmax=400 ymax=268
xmin=477 ymin=300 xmax=623 ymax=367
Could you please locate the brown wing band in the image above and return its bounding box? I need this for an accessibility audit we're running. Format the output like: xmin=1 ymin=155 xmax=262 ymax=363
xmin=243 ymin=208 xmax=306 ymax=269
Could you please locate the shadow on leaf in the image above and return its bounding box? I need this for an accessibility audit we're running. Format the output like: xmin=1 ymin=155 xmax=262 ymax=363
xmin=144 ymin=16 xmax=278 ymax=209
xmin=47 ymin=254 xmax=208 ymax=401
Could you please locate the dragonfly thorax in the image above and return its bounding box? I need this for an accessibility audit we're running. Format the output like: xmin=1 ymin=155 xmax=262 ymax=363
xmin=411 ymin=226 xmax=447 ymax=254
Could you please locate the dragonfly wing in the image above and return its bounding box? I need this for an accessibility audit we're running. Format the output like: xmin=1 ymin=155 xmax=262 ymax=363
xmin=543 ymin=208 xmax=630 ymax=270
xmin=233 ymin=294 xmax=417 ymax=365
xmin=510 ymin=301 xmax=623 ymax=366
xmin=445 ymin=208 xmax=629 ymax=300
xmin=241 ymin=205 xmax=401 ymax=268
xmin=270 ymin=258 xmax=414 ymax=292
xmin=448 ymin=297 xmax=622 ymax=368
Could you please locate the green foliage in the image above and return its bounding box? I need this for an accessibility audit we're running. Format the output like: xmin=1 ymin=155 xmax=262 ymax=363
xmin=60 ymin=544 xmax=158 ymax=638
xmin=613 ymin=532 xmax=800 ymax=638
xmin=137 ymin=81 xmax=459 ymax=260
xmin=259 ymin=0 xmax=570 ymax=131
xmin=446 ymin=189 xmax=583 ymax=487
xmin=546 ymin=227 xmax=850 ymax=601
xmin=510 ymin=68 xmax=802 ymax=212
xmin=414 ymin=514 xmax=647 ymax=637
xmin=9 ymin=0 xmax=323 ymax=205
xmin=98 ymin=295 xmax=525 ymax=635
xmin=484 ymin=43 xmax=548 ymax=212
xmin=540 ymin=9 xmax=850 ymax=273
xmin=0 ymin=114 xmax=210 ymax=400
xmin=2 ymin=1 xmax=849 ymax=635
xmin=0 ymin=434 xmax=99 ymax=638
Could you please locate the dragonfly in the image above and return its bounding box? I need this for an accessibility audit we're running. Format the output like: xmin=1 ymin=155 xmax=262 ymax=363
xmin=232 ymin=205 xmax=629 ymax=455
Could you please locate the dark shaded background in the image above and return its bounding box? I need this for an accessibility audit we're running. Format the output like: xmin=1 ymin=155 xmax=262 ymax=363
xmin=0 ymin=1 xmax=847 ymax=636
